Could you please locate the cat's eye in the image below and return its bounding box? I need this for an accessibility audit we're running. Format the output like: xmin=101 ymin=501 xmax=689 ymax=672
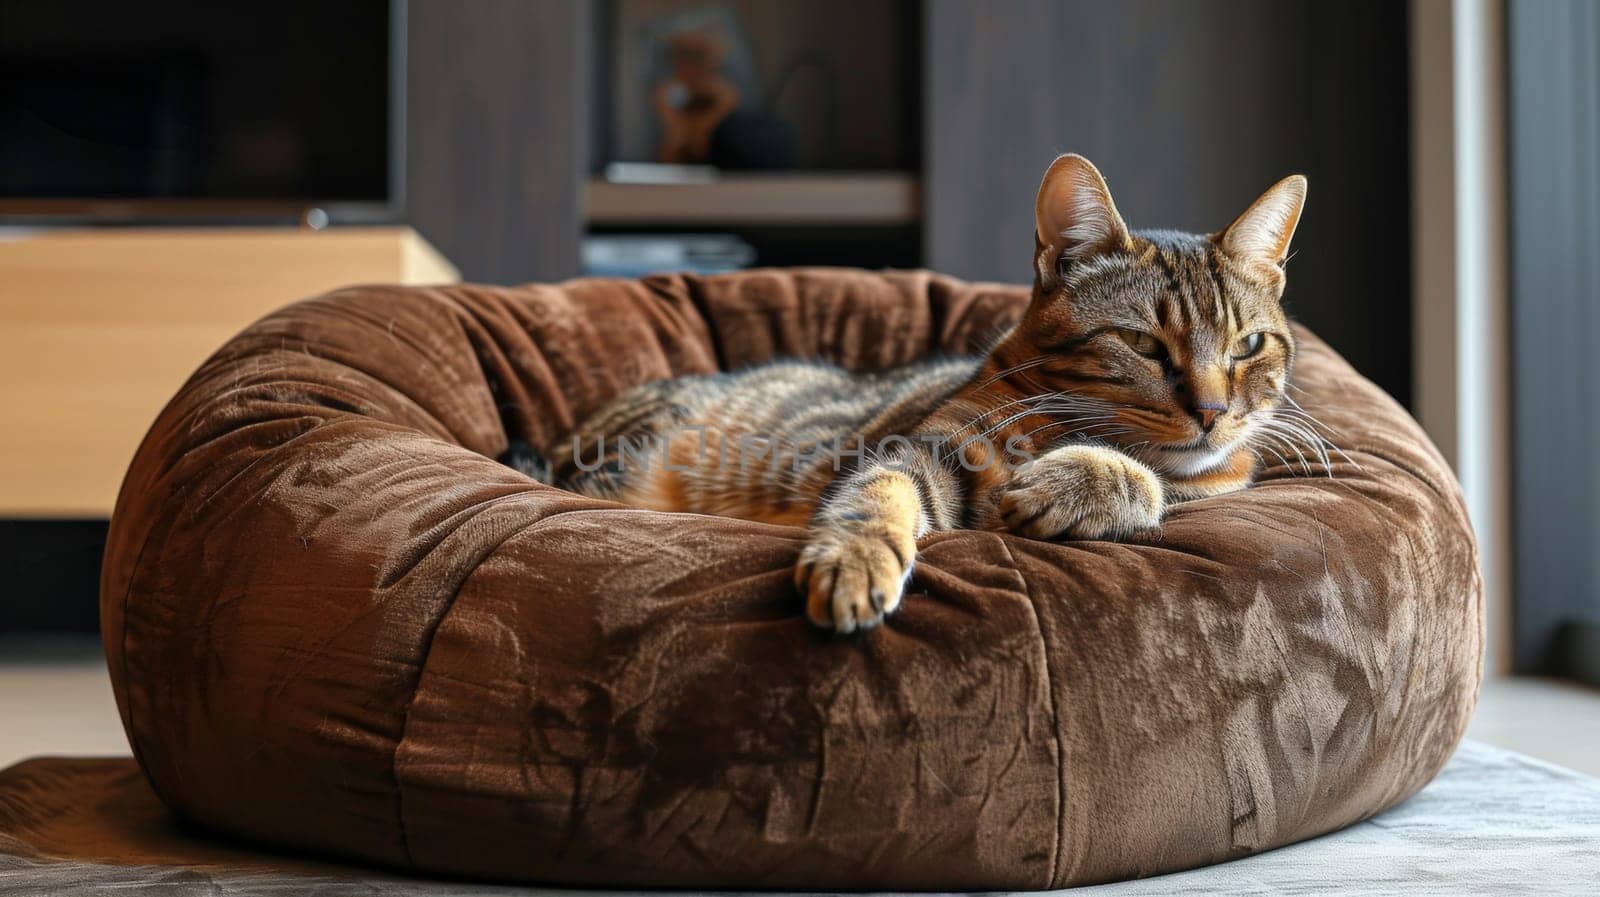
xmin=1117 ymin=328 xmax=1166 ymax=359
xmin=1232 ymin=332 xmax=1266 ymax=359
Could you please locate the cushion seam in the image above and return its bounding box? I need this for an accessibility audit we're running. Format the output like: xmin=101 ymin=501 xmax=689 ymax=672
xmin=993 ymin=535 xmax=1065 ymax=889
xmin=111 ymin=506 xmax=161 ymax=794
xmin=389 ymin=500 xmax=613 ymax=866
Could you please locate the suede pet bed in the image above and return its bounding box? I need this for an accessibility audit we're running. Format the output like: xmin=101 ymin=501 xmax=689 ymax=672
xmin=100 ymin=269 xmax=1482 ymax=890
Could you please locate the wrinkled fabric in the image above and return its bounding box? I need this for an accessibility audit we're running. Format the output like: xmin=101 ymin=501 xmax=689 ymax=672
xmin=99 ymin=269 xmax=1482 ymax=889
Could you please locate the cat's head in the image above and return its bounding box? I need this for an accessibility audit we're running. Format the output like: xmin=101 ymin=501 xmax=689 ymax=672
xmin=1010 ymin=153 xmax=1306 ymax=478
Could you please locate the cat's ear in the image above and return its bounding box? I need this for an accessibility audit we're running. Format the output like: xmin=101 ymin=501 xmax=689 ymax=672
xmin=1218 ymin=175 xmax=1307 ymax=271
xmin=1034 ymin=154 xmax=1132 ymax=287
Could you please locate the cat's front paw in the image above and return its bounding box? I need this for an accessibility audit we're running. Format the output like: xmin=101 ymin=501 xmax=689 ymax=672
xmin=999 ymin=444 xmax=1163 ymax=540
xmin=795 ymin=530 xmax=915 ymax=633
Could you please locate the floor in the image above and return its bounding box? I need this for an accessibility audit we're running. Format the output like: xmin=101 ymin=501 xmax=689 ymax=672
xmin=1465 ymin=676 xmax=1600 ymax=776
xmin=0 ymin=635 xmax=129 ymax=769
xmin=2 ymin=634 xmax=1599 ymax=776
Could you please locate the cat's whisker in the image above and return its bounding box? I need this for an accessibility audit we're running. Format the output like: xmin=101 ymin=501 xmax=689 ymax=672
xmin=1276 ymin=417 xmax=1337 ymax=473
xmin=1247 ymin=444 xmax=1297 ymax=477
xmin=1249 ymin=423 xmax=1304 ymax=471
xmin=949 ymin=407 xmax=1044 ymax=454
xmin=1018 ymin=419 xmax=1129 ymax=444
xmin=1253 ymin=420 xmax=1325 ymax=476
xmin=1260 ymin=423 xmax=1316 ymax=473
xmin=1052 ymin=421 xmax=1139 ymax=446
xmin=1279 ymin=395 xmax=1337 ymax=432
xmin=952 ymin=404 xmax=1112 ymax=455
xmin=1247 ymin=434 xmax=1296 ymax=473
xmin=1276 ymin=418 xmax=1337 ymax=465
xmin=972 ymin=355 xmax=1053 ymax=390
xmin=945 ymin=394 xmax=1048 ymax=442
xmin=1273 ymin=391 xmax=1352 ymax=473
xmin=1275 ymin=407 xmax=1341 ymax=453
xmin=942 ymin=390 xmax=1111 ymax=451
xmin=967 ymin=414 xmax=1116 ymax=457
xmin=1275 ymin=398 xmax=1363 ymax=473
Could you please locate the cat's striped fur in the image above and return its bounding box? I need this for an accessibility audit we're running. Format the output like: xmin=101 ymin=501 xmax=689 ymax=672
xmin=521 ymin=155 xmax=1310 ymax=633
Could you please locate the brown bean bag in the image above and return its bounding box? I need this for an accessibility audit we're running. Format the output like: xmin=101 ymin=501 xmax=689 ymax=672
xmin=101 ymin=269 xmax=1482 ymax=890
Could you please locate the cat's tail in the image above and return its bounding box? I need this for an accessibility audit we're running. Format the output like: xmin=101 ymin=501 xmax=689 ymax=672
xmin=498 ymin=438 xmax=555 ymax=485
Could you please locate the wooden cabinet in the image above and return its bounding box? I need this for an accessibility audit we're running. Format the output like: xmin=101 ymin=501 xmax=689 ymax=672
xmin=0 ymin=227 xmax=458 ymax=517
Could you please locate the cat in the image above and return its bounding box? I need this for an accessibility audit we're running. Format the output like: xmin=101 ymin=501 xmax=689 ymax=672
xmin=510 ymin=154 xmax=1308 ymax=633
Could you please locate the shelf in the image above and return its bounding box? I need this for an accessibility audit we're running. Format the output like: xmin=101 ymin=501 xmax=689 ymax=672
xmin=585 ymin=173 xmax=921 ymax=226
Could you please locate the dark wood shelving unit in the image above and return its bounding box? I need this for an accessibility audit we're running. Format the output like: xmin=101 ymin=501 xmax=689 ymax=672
xmin=585 ymin=173 xmax=920 ymax=226
xmin=409 ymin=0 xmax=1411 ymax=401
xmin=584 ymin=0 xmax=923 ymax=267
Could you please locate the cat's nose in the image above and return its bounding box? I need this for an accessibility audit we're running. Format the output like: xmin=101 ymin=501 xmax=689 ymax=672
xmin=1182 ymin=366 xmax=1229 ymax=432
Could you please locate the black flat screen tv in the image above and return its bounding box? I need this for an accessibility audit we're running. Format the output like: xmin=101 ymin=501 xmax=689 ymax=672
xmin=0 ymin=0 xmax=402 ymax=221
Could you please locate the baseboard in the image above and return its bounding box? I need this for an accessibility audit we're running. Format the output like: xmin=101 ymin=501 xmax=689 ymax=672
xmin=1554 ymin=622 xmax=1600 ymax=689
xmin=0 ymin=520 xmax=105 ymax=634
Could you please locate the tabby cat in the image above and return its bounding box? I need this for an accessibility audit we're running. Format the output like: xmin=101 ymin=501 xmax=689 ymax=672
xmin=519 ymin=154 xmax=1308 ymax=633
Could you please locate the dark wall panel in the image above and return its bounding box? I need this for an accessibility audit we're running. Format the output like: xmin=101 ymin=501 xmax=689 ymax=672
xmin=925 ymin=0 xmax=1411 ymax=404
xmin=1507 ymin=0 xmax=1600 ymax=675
xmin=406 ymin=0 xmax=589 ymax=283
